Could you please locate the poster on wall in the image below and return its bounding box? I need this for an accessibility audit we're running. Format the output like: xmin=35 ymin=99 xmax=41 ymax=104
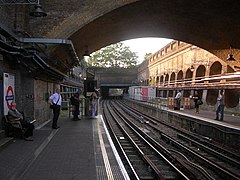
xmin=3 ymin=73 xmax=15 ymax=115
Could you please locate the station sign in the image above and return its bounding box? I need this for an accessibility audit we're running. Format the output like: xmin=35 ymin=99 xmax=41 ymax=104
xmin=3 ymin=73 xmax=15 ymax=115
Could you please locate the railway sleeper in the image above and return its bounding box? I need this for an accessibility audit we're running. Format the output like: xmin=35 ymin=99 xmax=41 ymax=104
xmin=138 ymin=175 xmax=155 ymax=180
xmin=123 ymin=146 xmax=135 ymax=150
xmin=128 ymin=154 xmax=141 ymax=160
xmin=155 ymin=170 xmax=176 ymax=179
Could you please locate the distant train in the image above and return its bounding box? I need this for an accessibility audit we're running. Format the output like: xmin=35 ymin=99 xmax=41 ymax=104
xmin=128 ymin=86 xmax=157 ymax=101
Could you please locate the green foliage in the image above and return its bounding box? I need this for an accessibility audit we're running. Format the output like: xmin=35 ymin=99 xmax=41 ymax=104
xmin=144 ymin=53 xmax=152 ymax=61
xmin=88 ymin=43 xmax=138 ymax=68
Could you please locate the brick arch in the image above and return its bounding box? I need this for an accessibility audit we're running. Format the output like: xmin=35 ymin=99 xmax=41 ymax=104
xmin=156 ymin=76 xmax=160 ymax=86
xmin=170 ymin=72 xmax=176 ymax=85
xmin=225 ymin=89 xmax=239 ymax=108
xmin=185 ymin=69 xmax=193 ymax=79
xmin=164 ymin=74 xmax=169 ymax=85
xmin=210 ymin=61 xmax=222 ymax=76
xmin=177 ymin=70 xmax=183 ymax=80
xmin=160 ymin=75 xmax=164 ymax=85
xmin=206 ymin=89 xmax=218 ymax=106
xmin=196 ymin=65 xmax=206 ymax=83
xmin=28 ymin=0 xmax=240 ymax=61
xmin=177 ymin=70 xmax=183 ymax=86
xmin=207 ymin=89 xmax=239 ymax=108
xmin=209 ymin=61 xmax=222 ymax=83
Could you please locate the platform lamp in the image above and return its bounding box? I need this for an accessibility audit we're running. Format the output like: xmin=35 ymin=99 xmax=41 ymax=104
xmin=190 ymin=65 xmax=195 ymax=72
xmin=0 ymin=0 xmax=47 ymax=17
xmin=83 ymin=46 xmax=91 ymax=57
xmin=83 ymin=45 xmax=91 ymax=63
xmin=226 ymin=45 xmax=236 ymax=61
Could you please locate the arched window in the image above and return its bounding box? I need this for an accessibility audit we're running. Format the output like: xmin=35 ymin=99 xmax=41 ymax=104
xmin=195 ymin=65 xmax=206 ymax=83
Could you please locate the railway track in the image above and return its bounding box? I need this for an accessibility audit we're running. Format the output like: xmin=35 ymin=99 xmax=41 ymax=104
xmin=101 ymin=99 xmax=240 ymax=180
xmin=103 ymin=100 xmax=195 ymax=179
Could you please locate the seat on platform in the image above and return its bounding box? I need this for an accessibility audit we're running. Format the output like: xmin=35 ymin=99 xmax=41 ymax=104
xmin=2 ymin=115 xmax=26 ymax=138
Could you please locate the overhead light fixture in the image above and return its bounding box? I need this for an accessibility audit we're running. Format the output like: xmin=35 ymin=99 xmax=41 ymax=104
xmin=83 ymin=49 xmax=90 ymax=57
xmin=83 ymin=46 xmax=91 ymax=63
xmin=83 ymin=45 xmax=91 ymax=57
xmin=226 ymin=45 xmax=236 ymax=61
xmin=226 ymin=54 xmax=236 ymax=61
xmin=0 ymin=0 xmax=47 ymax=17
xmin=29 ymin=4 xmax=47 ymax=17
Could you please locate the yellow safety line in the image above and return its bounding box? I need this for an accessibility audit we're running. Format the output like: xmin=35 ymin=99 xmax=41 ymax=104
xmin=97 ymin=118 xmax=115 ymax=180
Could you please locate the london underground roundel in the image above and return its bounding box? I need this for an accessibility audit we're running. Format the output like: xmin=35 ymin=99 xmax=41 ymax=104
xmin=5 ymin=86 xmax=14 ymax=109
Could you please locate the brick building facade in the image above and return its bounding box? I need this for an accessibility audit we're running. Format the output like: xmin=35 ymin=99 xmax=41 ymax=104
xmin=138 ymin=40 xmax=240 ymax=113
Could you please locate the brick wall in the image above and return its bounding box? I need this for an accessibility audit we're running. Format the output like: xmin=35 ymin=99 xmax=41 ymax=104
xmin=0 ymin=55 xmax=54 ymax=128
xmin=34 ymin=80 xmax=53 ymax=126
xmin=27 ymin=0 xmax=136 ymax=38
xmin=94 ymin=67 xmax=138 ymax=86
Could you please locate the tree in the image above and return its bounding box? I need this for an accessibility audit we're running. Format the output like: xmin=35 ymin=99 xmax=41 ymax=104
xmin=88 ymin=43 xmax=138 ymax=68
xmin=144 ymin=53 xmax=152 ymax=61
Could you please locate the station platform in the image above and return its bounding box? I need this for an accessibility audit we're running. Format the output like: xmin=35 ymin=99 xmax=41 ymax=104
xmin=0 ymin=112 xmax=128 ymax=180
xmin=0 ymin=105 xmax=239 ymax=180
xmin=172 ymin=108 xmax=240 ymax=128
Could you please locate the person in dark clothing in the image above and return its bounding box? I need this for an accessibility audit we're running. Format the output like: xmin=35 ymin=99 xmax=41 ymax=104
xmin=215 ymin=89 xmax=225 ymax=121
xmin=8 ymin=101 xmax=34 ymax=141
xmin=191 ymin=90 xmax=201 ymax=113
xmin=70 ymin=91 xmax=81 ymax=120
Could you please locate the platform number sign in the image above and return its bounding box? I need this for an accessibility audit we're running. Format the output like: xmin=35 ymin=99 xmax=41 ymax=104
xmin=3 ymin=73 xmax=15 ymax=115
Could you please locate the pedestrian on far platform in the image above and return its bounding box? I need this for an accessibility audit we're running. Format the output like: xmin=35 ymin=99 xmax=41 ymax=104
xmin=215 ymin=89 xmax=225 ymax=121
xmin=191 ymin=90 xmax=202 ymax=114
xmin=174 ymin=90 xmax=182 ymax=110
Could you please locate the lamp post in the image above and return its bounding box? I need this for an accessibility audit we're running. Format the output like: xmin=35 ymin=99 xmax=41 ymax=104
xmin=0 ymin=0 xmax=47 ymax=17
xmin=190 ymin=65 xmax=195 ymax=72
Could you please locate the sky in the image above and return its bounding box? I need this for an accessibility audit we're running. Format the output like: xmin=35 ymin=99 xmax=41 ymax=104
xmin=122 ymin=38 xmax=173 ymax=64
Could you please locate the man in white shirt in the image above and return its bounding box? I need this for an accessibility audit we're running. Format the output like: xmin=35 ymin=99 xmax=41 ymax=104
xmin=175 ymin=90 xmax=182 ymax=110
xmin=49 ymin=87 xmax=62 ymax=129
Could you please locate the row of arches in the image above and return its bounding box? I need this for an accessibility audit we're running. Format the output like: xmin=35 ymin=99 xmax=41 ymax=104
xmin=139 ymin=61 xmax=239 ymax=109
xmin=141 ymin=61 xmax=235 ymax=87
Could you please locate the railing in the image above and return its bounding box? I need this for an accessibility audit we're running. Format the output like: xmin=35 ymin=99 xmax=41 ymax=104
xmin=155 ymin=72 xmax=240 ymax=89
xmin=127 ymin=94 xmax=193 ymax=111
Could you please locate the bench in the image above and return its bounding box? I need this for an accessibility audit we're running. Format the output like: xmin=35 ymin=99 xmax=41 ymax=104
xmin=2 ymin=115 xmax=26 ymax=138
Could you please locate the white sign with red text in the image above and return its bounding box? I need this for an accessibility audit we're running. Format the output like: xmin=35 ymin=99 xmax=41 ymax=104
xmin=3 ymin=73 xmax=15 ymax=115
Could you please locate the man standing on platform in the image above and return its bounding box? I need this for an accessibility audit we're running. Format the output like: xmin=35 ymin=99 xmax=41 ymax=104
xmin=215 ymin=89 xmax=225 ymax=121
xmin=174 ymin=90 xmax=182 ymax=110
xmin=49 ymin=87 xmax=62 ymax=129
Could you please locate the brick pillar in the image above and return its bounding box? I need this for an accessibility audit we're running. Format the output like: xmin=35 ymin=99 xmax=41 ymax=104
xmin=202 ymin=89 xmax=208 ymax=104
xmin=221 ymin=64 xmax=227 ymax=83
xmin=192 ymin=69 xmax=196 ymax=85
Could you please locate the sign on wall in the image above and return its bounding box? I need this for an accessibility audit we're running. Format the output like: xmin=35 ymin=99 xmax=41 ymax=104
xmin=3 ymin=73 xmax=15 ymax=115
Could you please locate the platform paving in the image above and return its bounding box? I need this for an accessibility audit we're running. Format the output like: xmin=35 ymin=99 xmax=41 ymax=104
xmin=177 ymin=108 xmax=240 ymax=128
xmin=0 ymin=112 xmax=126 ymax=180
xmin=0 ymin=104 xmax=239 ymax=180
